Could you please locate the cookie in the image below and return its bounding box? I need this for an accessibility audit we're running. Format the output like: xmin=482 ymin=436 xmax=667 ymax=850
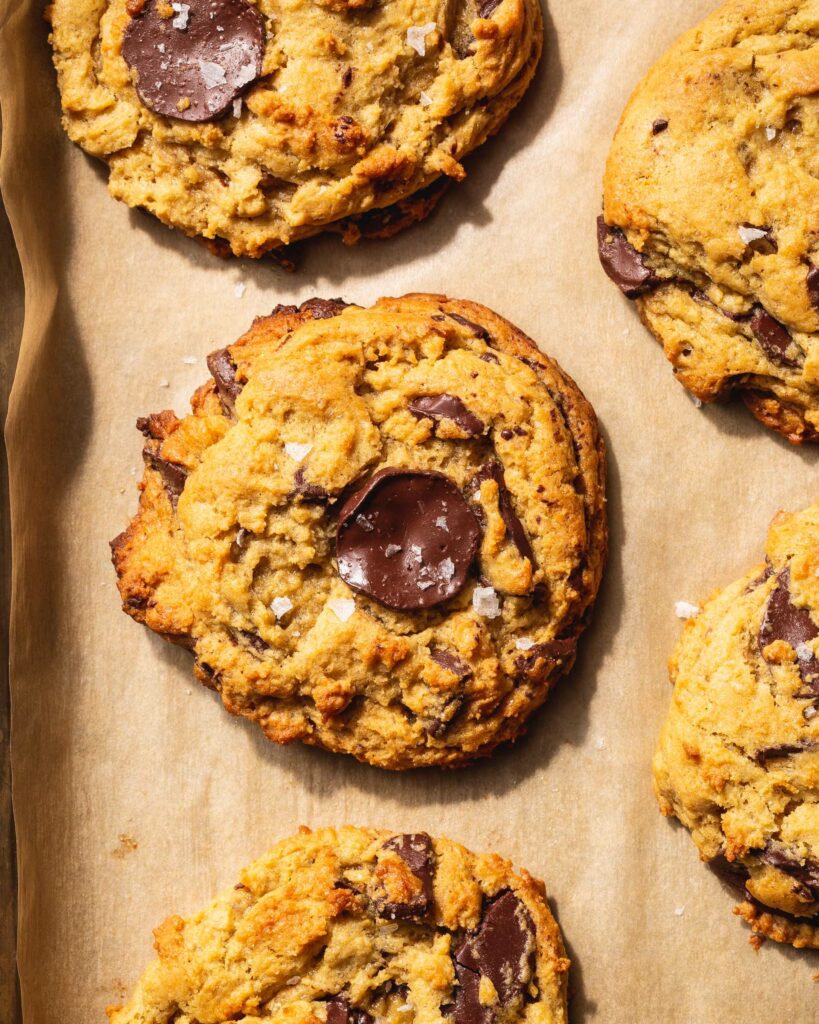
xmin=653 ymin=498 xmax=819 ymax=948
xmin=106 ymin=825 xmax=570 ymax=1024
xmin=599 ymin=0 xmax=819 ymax=443
xmin=48 ymin=0 xmax=542 ymax=258
xmin=111 ymin=294 xmax=606 ymax=769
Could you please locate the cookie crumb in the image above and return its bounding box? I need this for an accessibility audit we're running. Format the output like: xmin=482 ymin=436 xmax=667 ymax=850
xmin=111 ymin=833 xmax=138 ymax=860
xmin=674 ymin=601 xmax=700 ymax=620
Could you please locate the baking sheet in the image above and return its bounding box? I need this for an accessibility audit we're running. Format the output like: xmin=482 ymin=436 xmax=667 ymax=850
xmin=3 ymin=0 xmax=819 ymax=1019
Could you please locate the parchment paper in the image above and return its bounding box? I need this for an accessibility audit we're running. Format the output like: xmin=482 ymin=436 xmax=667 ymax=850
xmin=3 ymin=1 xmax=819 ymax=1019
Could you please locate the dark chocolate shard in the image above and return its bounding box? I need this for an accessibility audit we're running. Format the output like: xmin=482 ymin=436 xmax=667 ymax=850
xmin=409 ymin=394 xmax=485 ymax=437
xmin=238 ymin=629 xmax=269 ymax=654
xmin=477 ymin=0 xmax=502 ymax=17
xmin=379 ymin=833 xmax=435 ymax=920
xmin=448 ymin=312 xmax=492 ymax=343
xmin=122 ymin=0 xmax=265 ymax=123
xmin=207 ymin=347 xmax=243 ymax=415
xmin=336 ymin=468 xmax=481 ymax=610
xmin=453 ymin=890 xmax=536 ymax=1024
xmin=515 ymin=637 xmax=575 ymax=676
xmin=750 ymin=307 xmax=798 ymax=368
xmin=325 ymin=995 xmax=373 ymax=1024
xmin=760 ymin=844 xmax=819 ymax=901
xmin=479 ymin=351 xmax=499 ymax=364
xmin=596 ymin=216 xmax=660 ymax=298
xmin=471 ymin=461 xmax=533 ymax=565
xmin=759 ymin=568 xmax=819 ymax=690
xmin=652 ymin=118 xmax=669 ymax=134
xmin=300 ymin=297 xmax=349 ymax=320
xmin=144 ymin=448 xmax=188 ymax=509
xmin=752 ymin=741 xmax=817 ymax=766
xmin=807 ymin=265 xmax=819 ymax=314
xmin=430 ymin=647 xmax=473 ymax=682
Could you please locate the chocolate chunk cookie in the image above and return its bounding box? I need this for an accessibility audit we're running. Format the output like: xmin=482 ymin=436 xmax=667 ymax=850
xmin=654 ymin=498 xmax=819 ymax=948
xmin=106 ymin=826 xmax=570 ymax=1024
xmin=599 ymin=0 xmax=819 ymax=443
xmin=48 ymin=0 xmax=542 ymax=257
xmin=111 ymin=294 xmax=607 ymax=769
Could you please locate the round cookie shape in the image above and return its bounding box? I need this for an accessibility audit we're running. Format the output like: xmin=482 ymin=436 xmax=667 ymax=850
xmin=110 ymin=295 xmax=607 ymax=769
xmin=336 ymin=468 xmax=482 ymax=610
xmin=599 ymin=0 xmax=819 ymax=443
xmin=653 ymin=498 xmax=819 ymax=948
xmin=121 ymin=0 xmax=265 ymax=122
xmin=106 ymin=826 xmax=570 ymax=1024
xmin=49 ymin=0 xmax=542 ymax=257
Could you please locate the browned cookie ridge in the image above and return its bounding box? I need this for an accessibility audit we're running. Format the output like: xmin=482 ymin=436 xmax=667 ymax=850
xmin=111 ymin=295 xmax=606 ymax=769
xmin=106 ymin=826 xmax=570 ymax=1024
xmin=599 ymin=0 xmax=819 ymax=443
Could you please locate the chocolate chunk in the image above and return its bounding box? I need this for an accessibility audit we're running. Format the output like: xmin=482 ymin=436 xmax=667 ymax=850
xmin=325 ymin=996 xmax=373 ymax=1024
xmin=477 ymin=0 xmax=502 ymax=16
xmin=290 ymin=466 xmax=331 ymax=503
xmin=471 ymin=461 xmax=533 ymax=565
xmin=807 ymin=265 xmax=819 ymax=314
xmin=430 ymin=647 xmax=473 ymax=681
xmin=207 ymin=347 xmax=243 ymax=415
xmin=336 ymin=469 xmax=481 ymax=610
xmin=750 ymin=307 xmax=798 ymax=368
xmin=144 ymin=448 xmax=188 ymax=508
xmin=453 ymin=890 xmax=535 ymax=1024
xmin=479 ymin=351 xmax=499 ymax=364
xmin=752 ymin=741 xmax=817 ymax=766
xmin=760 ymin=844 xmax=819 ymax=901
xmin=652 ymin=118 xmax=669 ymax=134
xmin=379 ymin=833 xmax=435 ymax=920
xmin=409 ymin=394 xmax=485 ymax=437
xmin=122 ymin=0 xmax=265 ymax=123
xmin=238 ymin=629 xmax=269 ymax=653
xmin=515 ymin=637 xmax=575 ymax=676
xmin=448 ymin=312 xmax=492 ymax=343
xmin=300 ymin=297 xmax=349 ymax=320
xmin=596 ymin=216 xmax=659 ymax=298
xmin=759 ymin=569 xmax=819 ymax=689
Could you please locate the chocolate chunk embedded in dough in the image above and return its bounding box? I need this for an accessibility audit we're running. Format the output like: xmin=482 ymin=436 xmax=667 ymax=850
xmin=807 ymin=265 xmax=819 ymax=314
xmin=325 ymin=996 xmax=373 ymax=1024
xmin=453 ymin=890 xmax=536 ymax=1022
xmin=596 ymin=216 xmax=659 ymax=298
xmin=144 ymin=449 xmax=188 ymax=508
xmin=751 ymin=307 xmax=798 ymax=368
xmin=336 ymin=469 xmax=481 ymax=610
xmin=207 ymin=347 xmax=243 ymax=415
xmin=760 ymin=844 xmax=819 ymax=901
xmin=759 ymin=569 xmax=819 ymax=688
xmin=409 ymin=394 xmax=485 ymax=437
xmin=471 ymin=461 xmax=533 ymax=564
xmin=122 ymin=0 xmax=265 ymax=122
xmin=379 ymin=833 xmax=435 ymax=920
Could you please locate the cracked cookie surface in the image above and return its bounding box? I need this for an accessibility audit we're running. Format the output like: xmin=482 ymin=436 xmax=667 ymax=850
xmin=48 ymin=0 xmax=542 ymax=256
xmin=106 ymin=825 xmax=570 ymax=1024
xmin=111 ymin=294 xmax=606 ymax=769
xmin=599 ymin=0 xmax=819 ymax=443
xmin=653 ymin=498 xmax=819 ymax=948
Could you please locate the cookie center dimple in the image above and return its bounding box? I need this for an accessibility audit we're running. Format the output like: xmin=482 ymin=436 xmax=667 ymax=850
xmin=335 ymin=468 xmax=481 ymax=610
xmin=122 ymin=0 xmax=266 ymax=123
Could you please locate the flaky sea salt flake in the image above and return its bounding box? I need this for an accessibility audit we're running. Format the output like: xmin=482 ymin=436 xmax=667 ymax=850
xmin=406 ymin=22 xmax=436 ymax=56
xmin=796 ymin=641 xmax=814 ymax=663
xmin=182 ymin=355 xmax=197 ymax=365
xmin=232 ymin=96 xmax=243 ymax=118
xmin=171 ymin=2 xmax=190 ymax=29
xmin=674 ymin=600 xmax=700 ymax=620
xmin=284 ymin=442 xmax=312 ymax=462
xmin=765 ymin=126 xmax=777 ymax=140
xmin=199 ymin=60 xmax=227 ymax=88
xmin=328 ymin=598 xmax=356 ymax=622
xmin=472 ymin=586 xmax=501 ymax=619
xmin=385 ymin=544 xmax=402 ymax=557
xmin=234 ymin=281 xmax=246 ymax=297
xmin=419 ymin=91 xmax=432 ymax=107
xmin=515 ymin=637 xmax=535 ymax=651
xmin=270 ymin=596 xmax=293 ymax=620
xmin=738 ymin=224 xmax=768 ymax=246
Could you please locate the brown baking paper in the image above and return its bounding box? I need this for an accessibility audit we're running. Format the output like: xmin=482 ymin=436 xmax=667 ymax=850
xmin=3 ymin=0 xmax=819 ymax=1019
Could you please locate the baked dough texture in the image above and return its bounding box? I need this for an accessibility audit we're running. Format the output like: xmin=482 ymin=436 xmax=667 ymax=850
xmin=600 ymin=0 xmax=819 ymax=443
xmin=106 ymin=825 xmax=570 ymax=1024
xmin=48 ymin=0 xmax=542 ymax=256
xmin=111 ymin=295 xmax=607 ymax=769
xmin=654 ymin=498 xmax=819 ymax=948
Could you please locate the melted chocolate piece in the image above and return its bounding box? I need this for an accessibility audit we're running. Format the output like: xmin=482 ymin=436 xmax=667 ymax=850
xmin=379 ymin=833 xmax=435 ymax=920
xmin=448 ymin=312 xmax=492 ymax=343
xmin=453 ymin=890 xmax=535 ymax=1024
xmin=750 ymin=307 xmax=798 ymax=368
xmin=759 ymin=569 xmax=819 ymax=689
xmin=477 ymin=0 xmax=502 ymax=17
xmin=207 ymin=347 xmax=242 ymax=415
xmin=336 ymin=469 xmax=481 ymax=610
xmin=325 ymin=996 xmax=373 ymax=1024
xmin=122 ymin=0 xmax=265 ymax=122
xmin=300 ymin=297 xmax=349 ymax=320
xmin=430 ymin=647 xmax=473 ymax=681
xmin=471 ymin=461 xmax=533 ymax=565
xmin=479 ymin=351 xmax=499 ymax=364
xmin=807 ymin=265 xmax=819 ymax=314
xmin=596 ymin=216 xmax=659 ymax=298
xmin=238 ymin=629 xmax=269 ymax=653
xmin=652 ymin=118 xmax=669 ymax=134
xmin=515 ymin=637 xmax=575 ymax=676
xmin=409 ymin=394 xmax=485 ymax=437
xmin=144 ymin=448 xmax=188 ymax=508
xmin=760 ymin=844 xmax=819 ymax=901
xmin=752 ymin=741 xmax=817 ymax=766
